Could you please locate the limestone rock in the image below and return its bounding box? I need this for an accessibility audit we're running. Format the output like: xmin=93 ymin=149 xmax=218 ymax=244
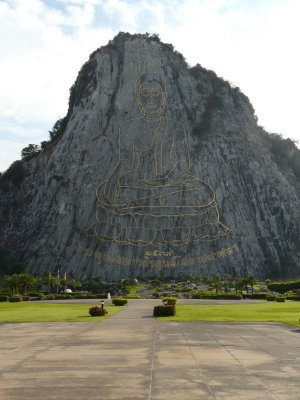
xmin=1 ymin=33 xmax=300 ymax=280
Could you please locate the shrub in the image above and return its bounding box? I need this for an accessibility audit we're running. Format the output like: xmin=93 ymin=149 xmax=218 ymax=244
xmin=153 ymin=305 xmax=176 ymax=317
xmin=112 ymin=298 xmax=128 ymax=306
xmin=268 ymin=280 xmax=300 ymax=293
xmin=192 ymin=293 xmax=242 ymax=300
xmin=27 ymin=292 xmax=46 ymax=297
xmin=9 ymin=296 xmax=22 ymax=302
xmin=54 ymin=294 xmax=73 ymax=300
xmin=276 ymin=296 xmax=286 ymax=302
xmin=22 ymin=296 xmax=31 ymax=301
xmin=162 ymin=297 xmax=178 ymax=305
xmin=152 ymin=292 xmax=160 ymax=298
xmin=96 ymin=293 xmax=107 ymax=299
xmin=73 ymin=294 xmax=97 ymax=299
xmin=191 ymin=292 xmax=202 ymax=299
xmin=45 ymin=294 xmax=56 ymax=300
xmin=208 ymin=294 xmax=242 ymax=300
xmin=0 ymin=295 xmax=8 ymax=302
xmin=266 ymin=295 xmax=276 ymax=301
xmin=286 ymin=295 xmax=300 ymax=301
xmin=126 ymin=295 xmax=142 ymax=299
xmin=89 ymin=305 xmax=108 ymax=316
xmin=242 ymin=293 xmax=267 ymax=299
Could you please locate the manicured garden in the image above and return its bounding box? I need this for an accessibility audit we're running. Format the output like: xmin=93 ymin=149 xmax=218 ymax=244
xmin=158 ymin=301 xmax=300 ymax=327
xmin=0 ymin=302 xmax=123 ymax=322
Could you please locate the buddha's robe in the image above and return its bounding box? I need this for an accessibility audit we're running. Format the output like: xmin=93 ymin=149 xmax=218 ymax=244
xmin=96 ymin=116 xmax=229 ymax=245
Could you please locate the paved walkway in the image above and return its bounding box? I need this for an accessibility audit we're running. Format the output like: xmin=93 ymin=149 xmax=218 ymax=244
xmin=0 ymin=300 xmax=300 ymax=399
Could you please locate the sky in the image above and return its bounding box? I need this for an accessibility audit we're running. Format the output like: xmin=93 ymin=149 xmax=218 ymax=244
xmin=0 ymin=0 xmax=299 ymax=172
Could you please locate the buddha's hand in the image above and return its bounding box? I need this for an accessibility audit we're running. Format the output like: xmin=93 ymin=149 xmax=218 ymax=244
xmin=140 ymin=178 xmax=167 ymax=187
xmin=101 ymin=178 xmax=120 ymax=204
xmin=167 ymin=173 xmax=194 ymax=186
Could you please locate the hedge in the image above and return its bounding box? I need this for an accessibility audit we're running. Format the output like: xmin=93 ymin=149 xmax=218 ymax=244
xmin=9 ymin=296 xmax=22 ymax=302
xmin=54 ymin=294 xmax=73 ymax=300
xmin=27 ymin=292 xmax=47 ymax=297
xmin=268 ymin=280 xmax=300 ymax=293
xmin=242 ymin=293 xmax=267 ymax=299
xmin=275 ymin=296 xmax=286 ymax=302
xmin=73 ymin=294 xmax=97 ymax=299
xmin=0 ymin=295 xmax=9 ymax=302
xmin=286 ymin=295 xmax=300 ymax=301
xmin=192 ymin=293 xmax=242 ymax=300
xmin=153 ymin=305 xmax=176 ymax=317
xmin=112 ymin=298 xmax=128 ymax=306
xmin=162 ymin=297 xmax=177 ymax=305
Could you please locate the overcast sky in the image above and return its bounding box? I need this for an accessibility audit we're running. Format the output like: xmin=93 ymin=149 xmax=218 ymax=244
xmin=0 ymin=0 xmax=299 ymax=172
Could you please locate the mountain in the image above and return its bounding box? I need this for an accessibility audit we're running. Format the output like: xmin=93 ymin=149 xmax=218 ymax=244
xmin=1 ymin=32 xmax=300 ymax=280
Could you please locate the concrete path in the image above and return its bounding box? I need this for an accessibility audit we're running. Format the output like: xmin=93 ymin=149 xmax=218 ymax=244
xmin=0 ymin=300 xmax=300 ymax=399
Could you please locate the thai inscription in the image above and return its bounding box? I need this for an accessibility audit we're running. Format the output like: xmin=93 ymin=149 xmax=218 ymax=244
xmin=74 ymin=244 xmax=239 ymax=268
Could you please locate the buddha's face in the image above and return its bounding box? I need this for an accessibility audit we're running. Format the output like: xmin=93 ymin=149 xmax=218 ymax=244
xmin=138 ymin=82 xmax=164 ymax=116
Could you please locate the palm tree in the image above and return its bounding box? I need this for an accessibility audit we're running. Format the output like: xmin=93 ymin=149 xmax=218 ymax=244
xmin=16 ymin=273 xmax=38 ymax=294
xmin=211 ymin=276 xmax=222 ymax=294
xmin=233 ymin=278 xmax=244 ymax=295
xmin=245 ymin=275 xmax=257 ymax=293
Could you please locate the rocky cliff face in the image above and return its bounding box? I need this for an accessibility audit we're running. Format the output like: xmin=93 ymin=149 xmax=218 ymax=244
xmin=1 ymin=33 xmax=300 ymax=280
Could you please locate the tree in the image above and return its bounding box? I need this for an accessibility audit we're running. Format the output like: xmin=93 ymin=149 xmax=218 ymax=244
xmin=6 ymin=274 xmax=21 ymax=296
xmin=40 ymin=140 xmax=50 ymax=150
xmin=43 ymin=273 xmax=60 ymax=293
xmin=211 ymin=276 xmax=222 ymax=294
xmin=16 ymin=273 xmax=38 ymax=294
xmin=21 ymin=144 xmax=40 ymax=159
xmin=222 ymin=275 xmax=233 ymax=293
xmin=233 ymin=278 xmax=244 ymax=295
xmin=69 ymin=279 xmax=81 ymax=291
xmin=0 ymin=160 xmax=24 ymax=187
xmin=245 ymin=275 xmax=257 ymax=292
xmin=49 ymin=117 xmax=67 ymax=141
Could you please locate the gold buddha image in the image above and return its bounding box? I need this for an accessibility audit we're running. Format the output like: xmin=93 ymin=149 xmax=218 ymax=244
xmin=95 ymin=57 xmax=229 ymax=246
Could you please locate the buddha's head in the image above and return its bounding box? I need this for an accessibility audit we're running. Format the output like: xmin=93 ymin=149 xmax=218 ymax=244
xmin=135 ymin=58 xmax=166 ymax=118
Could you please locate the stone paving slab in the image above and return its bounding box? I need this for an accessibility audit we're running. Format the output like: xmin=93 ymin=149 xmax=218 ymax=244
xmin=0 ymin=300 xmax=300 ymax=399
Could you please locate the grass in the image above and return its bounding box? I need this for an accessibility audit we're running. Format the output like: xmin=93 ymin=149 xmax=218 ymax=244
xmin=161 ymin=301 xmax=300 ymax=327
xmin=0 ymin=303 xmax=123 ymax=322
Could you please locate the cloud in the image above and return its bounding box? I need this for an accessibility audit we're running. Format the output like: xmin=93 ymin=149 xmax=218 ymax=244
xmin=152 ymin=0 xmax=300 ymax=138
xmin=0 ymin=0 xmax=115 ymax=171
xmin=0 ymin=0 xmax=299 ymax=172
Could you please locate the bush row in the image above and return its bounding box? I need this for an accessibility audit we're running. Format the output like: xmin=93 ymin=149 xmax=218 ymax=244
xmin=192 ymin=293 xmax=242 ymax=300
xmin=267 ymin=280 xmax=300 ymax=293
xmin=286 ymin=295 xmax=300 ymax=301
xmin=242 ymin=293 xmax=267 ymax=299
xmin=267 ymin=295 xmax=286 ymax=302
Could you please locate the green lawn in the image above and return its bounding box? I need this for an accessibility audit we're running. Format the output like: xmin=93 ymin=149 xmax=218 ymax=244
xmin=0 ymin=303 xmax=123 ymax=322
xmin=162 ymin=302 xmax=300 ymax=327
